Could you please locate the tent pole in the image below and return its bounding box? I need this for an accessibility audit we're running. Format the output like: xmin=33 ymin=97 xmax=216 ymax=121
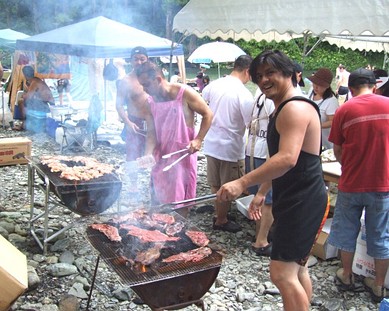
xmin=1 ymin=86 xmax=4 ymax=129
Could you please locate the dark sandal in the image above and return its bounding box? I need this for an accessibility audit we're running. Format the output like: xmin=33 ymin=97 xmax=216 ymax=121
xmin=251 ymin=243 xmax=272 ymax=257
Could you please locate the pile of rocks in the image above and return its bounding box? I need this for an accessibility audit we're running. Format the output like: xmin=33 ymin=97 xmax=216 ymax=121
xmin=0 ymin=128 xmax=380 ymax=311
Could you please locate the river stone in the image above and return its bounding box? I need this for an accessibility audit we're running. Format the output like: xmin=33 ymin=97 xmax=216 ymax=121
xmin=27 ymin=266 xmax=41 ymax=290
xmin=68 ymin=282 xmax=88 ymax=299
xmin=51 ymin=238 xmax=70 ymax=252
xmin=8 ymin=232 xmax=26 ymax=245
xmin=0 ymin=225 xmax=9 ymax=238
xmin=58 ymin=294 xmax=80 ymax=311
xmin=59 ymin=250 xmax=75 ymax=265
xmin=46 ymin=263 xmax=78 ymax=277
xmin=32 ymin=254 xmax=46 ymax=263
xmin=0 ymin=221 xmax=15 ymax=233
xmin=41 ymin=305 xmax=59 ymax=311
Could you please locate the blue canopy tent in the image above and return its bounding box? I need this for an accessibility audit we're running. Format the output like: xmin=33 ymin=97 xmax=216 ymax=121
xmin=14 ymin=16 xmax=185 ymax=121
xmin=16 ymin=16 xmax=183 ymax=58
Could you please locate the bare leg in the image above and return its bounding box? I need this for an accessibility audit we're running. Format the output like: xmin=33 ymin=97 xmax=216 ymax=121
xmin=210 ymin=186 xmax=230 ymax=225
xmin=340 ymin=250 xmax=355 ymax=278
xmin=66 ymin=91 xmax=73 ymax=104
xmin=298 ymin=264 xmax=312 ymax=302
xmin=270 ymin=260 xmax=310 ymax=311
xmin=374 ymin=258 xmax=389 ymax=287
xmin=253 ymin=203 xmax=273 ymax=248
xmin=59 ymin=92 xmax=64 ymax=105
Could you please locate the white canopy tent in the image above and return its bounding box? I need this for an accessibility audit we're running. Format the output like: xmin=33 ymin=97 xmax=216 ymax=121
xmin=173 ymin=0 xmax=389 ymax=61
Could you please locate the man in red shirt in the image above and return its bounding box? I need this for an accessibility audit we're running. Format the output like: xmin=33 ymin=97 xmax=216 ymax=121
xmin=328 ymin=68 xmax=389 ymax=303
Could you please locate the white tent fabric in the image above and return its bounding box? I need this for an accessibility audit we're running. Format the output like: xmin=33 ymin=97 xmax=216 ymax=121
xmin=324 ymin=32 xmax=389 ymax=53
xmin=173 ymin=0 xmax=389 ymax=51
xmin=0 ymin=29 xmax=29 ymax=49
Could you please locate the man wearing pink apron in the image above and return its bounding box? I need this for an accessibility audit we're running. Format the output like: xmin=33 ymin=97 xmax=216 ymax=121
xmin=136 ymin=62 xmax=213 ymax=204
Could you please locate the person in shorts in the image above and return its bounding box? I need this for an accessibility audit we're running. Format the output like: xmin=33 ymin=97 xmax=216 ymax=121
xmin=57 ymin=79 xmax=73 ymax=105
xmin=217 ymin=50 xmax=328 ymax=311
xmin=328 ymin=68 xmax=389 ymax=303
xmin=202 ymin=55 xmax=253 ymax=233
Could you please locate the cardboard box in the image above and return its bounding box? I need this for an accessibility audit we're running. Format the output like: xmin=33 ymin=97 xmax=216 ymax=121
xmin=0 ymin=235 xmax=28 ymax=311
xmin=0 ymin=137 xmax=31 ymax=166
xmin=311 ymin=218 xmax=339 ymax=260
xmin=352 ymin=233 xmax=389 ymax=288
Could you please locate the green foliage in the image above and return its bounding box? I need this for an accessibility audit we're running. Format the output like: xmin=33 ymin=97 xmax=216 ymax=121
xmin=237 ymin=37 xmax=385 ymax=72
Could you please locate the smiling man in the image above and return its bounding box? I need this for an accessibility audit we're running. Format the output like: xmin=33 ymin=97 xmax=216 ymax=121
xmin=217 ymin=50 xmax=328 ymax=311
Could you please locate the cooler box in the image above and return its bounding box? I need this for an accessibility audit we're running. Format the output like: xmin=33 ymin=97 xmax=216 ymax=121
xmin=46 ymin=117 xmax=60 ymax=138
xmin=25 ymin=109 xmax=47 ymax=133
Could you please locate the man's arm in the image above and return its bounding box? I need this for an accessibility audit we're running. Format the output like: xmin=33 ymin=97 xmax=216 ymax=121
xmin=333 ymin=144 xmax=342 ymax=164
xmin=183 ymin=87 xmax=213 ymax=153
xmin=139 ymin=100 xmax=156 ymax=156
xmin=115 ymin=79 xmax=138 ymax=132
xmin=218 ymin=100 xmax=317 ymax=200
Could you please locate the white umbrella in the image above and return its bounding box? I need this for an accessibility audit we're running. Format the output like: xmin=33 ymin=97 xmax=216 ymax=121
xmin=188 ymin=42 xmax=246 ymax=77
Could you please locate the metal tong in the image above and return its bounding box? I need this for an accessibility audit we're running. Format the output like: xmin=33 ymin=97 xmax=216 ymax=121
xmin=162 ymin=148 xmax=190 ymax=172
xmin=157 ymin=194 xmax=217 ymax=212
xmin=162 ymin=153 xmax=190 ymax=172
xmin=162 ymin=148 xmax=189 ymax=159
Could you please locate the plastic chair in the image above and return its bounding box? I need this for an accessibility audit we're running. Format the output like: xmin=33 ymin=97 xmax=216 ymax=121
xmin=60 ymin=116 xmax=89 ymax=154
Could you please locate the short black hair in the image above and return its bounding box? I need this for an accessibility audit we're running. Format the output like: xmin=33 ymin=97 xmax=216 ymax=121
xmin=135 ymin=61 xmax=163 ymax=80
xmin=22 ymin=65 xmax=35 ymax=79
xmin=249 ymin=50 xmax=296 ymax=86
xmin=233 ymin=55 xmax=253 ymax=72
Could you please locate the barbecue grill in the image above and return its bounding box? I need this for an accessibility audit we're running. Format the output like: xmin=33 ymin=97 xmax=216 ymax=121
xmin=86 ymin=212 xmax=223 ymax=310
xmin=27 ymin=156 xmax=122 ymax=253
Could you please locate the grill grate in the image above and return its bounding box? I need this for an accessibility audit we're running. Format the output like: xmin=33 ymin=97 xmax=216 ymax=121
xmin=86 ymin=212 xmax=223 ymax=286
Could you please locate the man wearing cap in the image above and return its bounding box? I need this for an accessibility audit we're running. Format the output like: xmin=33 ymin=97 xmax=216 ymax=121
xmin=116 ymin=46 xmax=156 ymax=204
xmin=328 ymin=68 xmax=389 ymax=303
xmin=374 ymin=69 xmax=389 ymax=97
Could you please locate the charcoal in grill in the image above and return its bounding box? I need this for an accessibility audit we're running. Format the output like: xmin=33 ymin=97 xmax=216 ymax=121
xmin=87 ymin=211 xmax=222 ymax=309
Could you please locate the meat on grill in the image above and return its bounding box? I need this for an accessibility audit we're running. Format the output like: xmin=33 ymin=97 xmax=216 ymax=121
xmin=89 ymin=223 xmax=122 ymax=242
xmin=165 ymin=221 xmax=185 ymax=236
xmin=134 ymin=244 xmax=163 ymax=265
xmin=120 ymin=224 xmax=180 ymax=243
xmin=40 ymin=155 xmax=114 ymax=181
xmin=151 ymin=213 xmax=175 ymax=225
xmin=162 ymin=246 xmax=212 ymax=263
xmin=185 ymin=230 xmax=210 ymax=247
xmin=111 ymin=209 xmax=148 ymax=223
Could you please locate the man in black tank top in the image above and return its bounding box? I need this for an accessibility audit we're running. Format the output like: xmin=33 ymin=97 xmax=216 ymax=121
xmin=217 ymin=50 xmax=328 ymax=311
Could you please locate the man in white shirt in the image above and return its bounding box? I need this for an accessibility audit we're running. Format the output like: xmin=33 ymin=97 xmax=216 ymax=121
xmin=202 ymin=55 xmax=253 ymax=233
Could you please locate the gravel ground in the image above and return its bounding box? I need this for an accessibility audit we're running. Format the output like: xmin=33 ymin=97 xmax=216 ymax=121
xmin=0 ymin=127 xmax=382 ymax=311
